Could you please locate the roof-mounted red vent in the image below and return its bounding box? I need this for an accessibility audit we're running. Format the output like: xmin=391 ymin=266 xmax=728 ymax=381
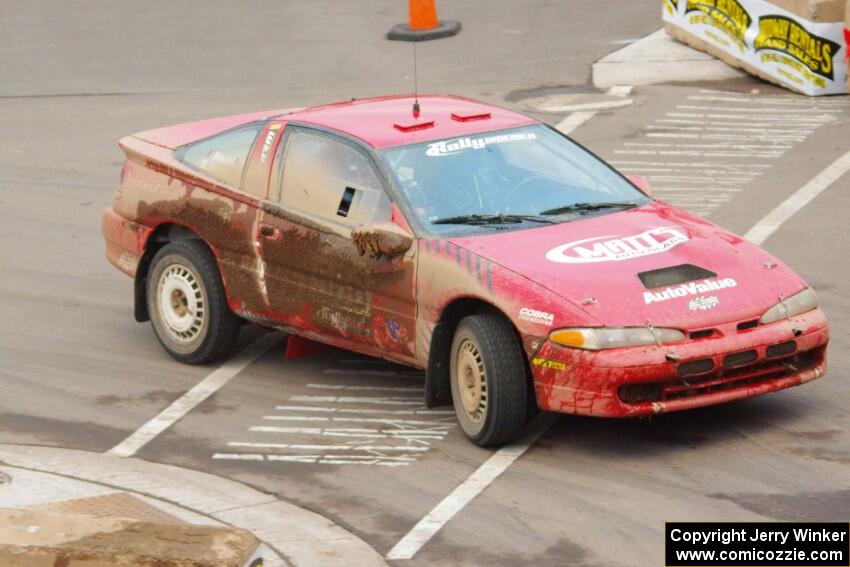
xmin=451 ymin=111 xmax=492 ymax=122
xmin=393 ymin=120 xmax=436 ymax=132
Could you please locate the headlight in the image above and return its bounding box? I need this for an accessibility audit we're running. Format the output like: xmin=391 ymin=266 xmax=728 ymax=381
xmin=759 ymin=287 xmax=818 ymax=324
xmin=549 ymin=327 xmax=685 ymax=350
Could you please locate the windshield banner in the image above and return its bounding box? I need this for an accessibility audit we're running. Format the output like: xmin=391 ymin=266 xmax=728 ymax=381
xmin=425 ymin=132 xmax=537 ymax=157
xmin=663 ymin=0 xmax=849 ymax=95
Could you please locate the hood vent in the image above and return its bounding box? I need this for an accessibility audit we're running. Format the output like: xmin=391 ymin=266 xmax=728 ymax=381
xmin=638 ymin=264 xmax=717 ymax=290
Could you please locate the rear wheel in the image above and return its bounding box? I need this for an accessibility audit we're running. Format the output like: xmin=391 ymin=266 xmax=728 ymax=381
xmin=146 ymin=240 xmax=239 ymax=364
xmin=450 ymin=314 xmax=527 ymax=446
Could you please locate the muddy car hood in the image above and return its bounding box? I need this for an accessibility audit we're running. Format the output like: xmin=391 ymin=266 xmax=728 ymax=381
xmin=448 ymin=202 xmax=809 ymax=329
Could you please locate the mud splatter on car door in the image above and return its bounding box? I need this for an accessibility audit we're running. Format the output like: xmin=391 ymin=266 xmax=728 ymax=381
xmin=257 ymin=127 xmax=418 ymax=361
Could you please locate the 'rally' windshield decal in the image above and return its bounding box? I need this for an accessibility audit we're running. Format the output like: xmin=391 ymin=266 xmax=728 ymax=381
xmin=426 ymin=132 xmax=537 ymax=157
xmin=546 ymin=227 xmax=688 ymax=264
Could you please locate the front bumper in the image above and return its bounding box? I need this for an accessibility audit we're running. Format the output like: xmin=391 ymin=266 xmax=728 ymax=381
xmin=532 ymin=308 xmax=829 ymax=417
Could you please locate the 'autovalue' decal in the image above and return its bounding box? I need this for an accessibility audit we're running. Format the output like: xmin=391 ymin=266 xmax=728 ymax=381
xmin=644 ymin=278 xmax=737 ymax=304
xmin=546 ymin=227 xmax=688 ymax=264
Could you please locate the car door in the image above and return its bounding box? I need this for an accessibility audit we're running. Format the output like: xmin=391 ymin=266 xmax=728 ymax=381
xmin=257 ymin=125 xmax=418 ymax=361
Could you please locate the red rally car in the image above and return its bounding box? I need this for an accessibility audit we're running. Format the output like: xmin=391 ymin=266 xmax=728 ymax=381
xmin=102 ymin=95 xmax=829 ymax=446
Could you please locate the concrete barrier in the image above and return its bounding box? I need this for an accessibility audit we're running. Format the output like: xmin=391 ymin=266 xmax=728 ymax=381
xmin=663 ymin=0 xmax=849 ymax=95
xmin=0 ymin=508 xmax=262 ymax=566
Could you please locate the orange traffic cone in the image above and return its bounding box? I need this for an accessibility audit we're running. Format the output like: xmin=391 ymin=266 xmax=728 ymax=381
xmin=387 ymin=0 xmax=461 ymax=41
xmin=409 ymin=0 xmax=439 ymax=30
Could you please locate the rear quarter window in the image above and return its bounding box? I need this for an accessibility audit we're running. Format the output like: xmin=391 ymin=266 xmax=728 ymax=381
xmin=176 ymin=124 xmax=263 ymax=189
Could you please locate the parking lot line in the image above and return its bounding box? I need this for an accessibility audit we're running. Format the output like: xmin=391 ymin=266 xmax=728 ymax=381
xmin=322 ymin=368 xmax=424 ymax=377
xmin=555 ymin=111 xmax=598 ymax=135
xmin=386 ymin=413 xmax=559 ymax=560
xmin=289 ymin=395 xmax=422 ymax=405
xmin=250 ymin=425 xmax=450 ymax=438
xmin=227 ymin=442 xmax=429 ymax=452
xmin=106 ymin=332 xmax=284 ymax=458
xmin=262 ymin=416 xmax=452 ymax=426
xmin=744 ymin=150 xmax=850 ymax=246
xmin=306 ymin=383 xmax=422 ymax=392
xmin=213 ymin=454 xmax=414 ymax=466
xmin=275 ymin=405 xmax=454 ymax=415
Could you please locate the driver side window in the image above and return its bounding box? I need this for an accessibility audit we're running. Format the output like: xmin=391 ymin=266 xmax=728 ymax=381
xmin=275 ymin=129 xmax=391 ymax=227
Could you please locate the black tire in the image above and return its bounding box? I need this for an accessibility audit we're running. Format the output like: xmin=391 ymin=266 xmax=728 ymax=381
xmin=449 ymin=313 xmax=528 ymax=446
xmin=146 ymin=240 xmax=240 ymax=364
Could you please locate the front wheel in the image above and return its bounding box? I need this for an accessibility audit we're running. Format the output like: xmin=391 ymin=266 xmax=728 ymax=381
xmin=450 ymin=314 xmax=528 ymax=446
xmin=146 ymin=240 xmax=240 ymax=364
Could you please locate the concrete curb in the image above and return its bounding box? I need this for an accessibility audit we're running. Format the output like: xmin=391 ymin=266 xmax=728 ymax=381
xmin=0 ymin=507 xmax=262 ymax=567
xmin=593 ymin=29 xmax=745 ymax=89
xmin=0 ymin=444 xmax=388 ymax=567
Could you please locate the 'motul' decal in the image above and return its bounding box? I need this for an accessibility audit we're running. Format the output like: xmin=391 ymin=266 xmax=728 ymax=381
xmin=546 ymin=227 xmax=689 ymax=264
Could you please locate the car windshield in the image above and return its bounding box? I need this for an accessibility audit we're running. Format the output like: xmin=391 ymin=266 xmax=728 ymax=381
xmin=379 ymin=124 xmax=651 ymax=235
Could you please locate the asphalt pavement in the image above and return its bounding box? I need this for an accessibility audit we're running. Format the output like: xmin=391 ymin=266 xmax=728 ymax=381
xmin=1 ymin=2 xmax=848 ymax=566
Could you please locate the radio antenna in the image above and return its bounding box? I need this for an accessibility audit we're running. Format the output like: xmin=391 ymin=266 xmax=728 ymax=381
xmin=412 ymin=41 xmax=420 ymax=118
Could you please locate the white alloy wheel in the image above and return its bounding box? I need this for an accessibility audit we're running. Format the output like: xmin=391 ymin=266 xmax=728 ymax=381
xmin=456 ymin=338 xmax=488 ymax=424
xmin=156 ymin=262 xmax=206 ymax=344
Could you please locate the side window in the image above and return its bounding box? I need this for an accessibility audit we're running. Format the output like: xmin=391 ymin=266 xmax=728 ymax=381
xmin=177 ymin=125 xmax=263 ymax=189
xmin=277 ymin=129 xmax=391 ymax=226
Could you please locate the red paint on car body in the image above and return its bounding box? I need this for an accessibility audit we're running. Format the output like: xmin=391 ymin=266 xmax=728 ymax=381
xmin=102 ymin=94 xmax=829 ymax=419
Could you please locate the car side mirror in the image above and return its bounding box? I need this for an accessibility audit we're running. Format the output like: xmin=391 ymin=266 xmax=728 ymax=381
xmin=626 ymin=174 xmax=653 ymax=198
xmin=351 ymin=222 xmax=413 ymax=260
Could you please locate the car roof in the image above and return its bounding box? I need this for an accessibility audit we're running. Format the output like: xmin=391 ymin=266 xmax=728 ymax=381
xmin=275 ymin=95 xmax=538 ymax=149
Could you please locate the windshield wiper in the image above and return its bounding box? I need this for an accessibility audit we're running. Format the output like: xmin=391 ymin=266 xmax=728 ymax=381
xmin=539 ymin=201 xmax=638 ymax=216
xmin=431 ymin=214 xmax=558 ymax=226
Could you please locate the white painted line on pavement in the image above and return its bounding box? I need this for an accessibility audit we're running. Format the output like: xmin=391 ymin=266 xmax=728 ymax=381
xmin=107 ymin=332 xmax=284 ymax=458
xmin=251 ymin=425 xmax=449 ymax=438
xmin=227 ymin=442 xmax=429 ymax=452
xmin=677 ymin=104 xmax=844 ymax=114
xmin=541 ymin=98 xmax=633 ymax=113
xmin=625 ymin=142 xmax=791 ymax=149
xmin=555 ymin=86 xmax=633 ymax=136
xmin=648 ymin=125 xmax=805 ymax=134
xmin=263 ymin=416 xmax=452 ymax=426
xmin=657 ymin=119 xmax=821 ymax=128
xmin=215 ymin=453 xmax=416 ymax=462
xmin=666 ymin=111 xmax=834 ymax=120
xmin=213 ymin=454 xmax=413 ymax=466
xmin=745 ymin=150 xmax=850 ymax=246
xmin=556 ymin=110 xmax=598 ymax=135
xmin=306 ymin=383 xmax=422 ymax=392
xmin=275 ymin=405 xmax=454 ymax=415
xmin=322 ymin=368 xmax=423 ymax=377
xmin=386 ymin=413 xmax=558 ymax=560
xmin=289 ymin=395 xmax=421 ymax=405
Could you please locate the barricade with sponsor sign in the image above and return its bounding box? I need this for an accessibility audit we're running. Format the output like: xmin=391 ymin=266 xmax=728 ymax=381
xmin=663 ymin=0 xmax=849 ymax=95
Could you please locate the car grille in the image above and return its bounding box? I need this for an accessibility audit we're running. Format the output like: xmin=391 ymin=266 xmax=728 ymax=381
xmin=618 ymin=343 xmax=823 ymax=404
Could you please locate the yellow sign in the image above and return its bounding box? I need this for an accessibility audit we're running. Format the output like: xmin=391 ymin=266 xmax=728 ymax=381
xmin=531 ymin=358 xmax=567 ymax=372
xmin=686 ymin=0 xmax=751 ymax=47
xmin=755 ymin=15 xmax=839 ymax=79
